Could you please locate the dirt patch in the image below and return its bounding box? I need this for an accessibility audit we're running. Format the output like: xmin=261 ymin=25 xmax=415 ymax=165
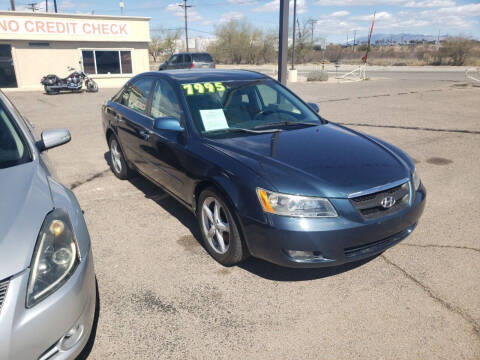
xmin=426 ymin=157 xmax=453 ymax=165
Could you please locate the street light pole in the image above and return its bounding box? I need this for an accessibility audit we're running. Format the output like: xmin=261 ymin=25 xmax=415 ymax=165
xmin=53 ymin=0 xmax=57 ymax=12
xmin=291 ymin=0 xmax=296 ymax=70
xmin=278 ymin=0 xmax=289 ymax=84
xmin=10 ymin=0 xmax=15 ymax=11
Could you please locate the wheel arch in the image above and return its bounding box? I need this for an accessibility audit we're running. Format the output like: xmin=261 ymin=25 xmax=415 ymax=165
xmin=193 ymin=178 xmax=251 ymax=255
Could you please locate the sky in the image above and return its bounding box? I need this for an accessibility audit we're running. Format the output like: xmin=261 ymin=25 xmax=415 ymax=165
xmin=6 ymin=0 xmax=480 ymax=42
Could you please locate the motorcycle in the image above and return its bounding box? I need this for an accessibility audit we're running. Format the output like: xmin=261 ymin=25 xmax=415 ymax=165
xmin=41 ymin=66 xmax=98 ymax=94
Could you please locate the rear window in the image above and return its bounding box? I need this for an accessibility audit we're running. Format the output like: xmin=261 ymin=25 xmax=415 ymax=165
xmin=193 ymin=53 xmax=213 ymax=62
xmin=0 ymin=102 xmax=31 ymax=169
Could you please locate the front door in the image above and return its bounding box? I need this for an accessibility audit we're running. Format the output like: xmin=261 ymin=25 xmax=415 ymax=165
xmin=143 ymin=79 xmax=189 ymax=197
xmin=0 ymin=45 xmax=17 ymax=88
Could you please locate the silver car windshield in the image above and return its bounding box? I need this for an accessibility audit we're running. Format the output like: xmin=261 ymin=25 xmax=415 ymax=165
xmin=0 ymin=103 xmax=31 ymax=169
xmin=182 ymin=79 xmax=322 ymax=137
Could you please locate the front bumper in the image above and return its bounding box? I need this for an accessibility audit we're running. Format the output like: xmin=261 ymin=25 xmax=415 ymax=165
xmin=0 ymin=248 xmax=96 ymax=360
xmin=242 ymin=185 xmax=426 ymax=268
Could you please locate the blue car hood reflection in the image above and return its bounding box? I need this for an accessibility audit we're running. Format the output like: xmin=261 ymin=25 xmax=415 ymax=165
xmin=206 ymin=123 xmax=410 ymax=198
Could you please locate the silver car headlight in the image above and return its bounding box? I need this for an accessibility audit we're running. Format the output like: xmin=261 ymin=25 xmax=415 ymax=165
xmin=26 ymin=208 xmax=80 ymax=308
xmin=256 ymin=188 xmax=337 ymax=218
xmin=412 ymin=169 xmax=421 ymax=191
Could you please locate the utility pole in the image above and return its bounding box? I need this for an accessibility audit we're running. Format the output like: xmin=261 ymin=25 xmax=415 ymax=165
xmin=10 ymin=0 xmax=15 ymax=11
xmin=278 ymin=0 xmax=289 ymax=84
xmin=346 ymin=32 xmax=349 ymax=47
xmin=53 ymin=0 xmax=57 ymax=12
xmin=45 ymin=0 xmax=48 ymax=12
xmin=179 ymin=0 xmax=192 ymax=52
xmin=309 ymin=19 xmax=315 ymax=43
xmin=291 ymin=0 xmax=296 ymax=70
xmin=353 ymin=30 xmax=356 ymax=52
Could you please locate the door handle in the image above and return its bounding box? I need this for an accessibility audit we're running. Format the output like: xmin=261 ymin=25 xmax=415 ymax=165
xmin=139 ymin=130 xmax=150 ymax=140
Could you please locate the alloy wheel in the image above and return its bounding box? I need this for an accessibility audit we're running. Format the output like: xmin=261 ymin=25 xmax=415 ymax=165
xmin=201 ymin=197 xmax=231 ymax=254
xmin=110 ymin=139 xmax=123 ymax=174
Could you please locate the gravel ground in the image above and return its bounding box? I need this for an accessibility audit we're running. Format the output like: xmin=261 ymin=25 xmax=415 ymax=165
xmin=5 ymin=69 xmax=480 ymax=360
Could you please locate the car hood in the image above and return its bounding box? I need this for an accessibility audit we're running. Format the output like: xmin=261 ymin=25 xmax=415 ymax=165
xmin=0 ymin=161 xmax=53 ymax=280
xmin=206 ymin=123 xmax=410 ymax=198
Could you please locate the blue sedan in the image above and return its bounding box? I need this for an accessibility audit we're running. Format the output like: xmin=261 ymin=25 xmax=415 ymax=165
xmin=102 ymin=69 xmax=426 ymax=268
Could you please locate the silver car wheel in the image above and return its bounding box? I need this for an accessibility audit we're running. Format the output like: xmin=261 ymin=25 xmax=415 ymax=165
xmin=201 ymin=197 xmax=230 ymax=254
xmin=110 ymin=139 xmax=123 ymax=174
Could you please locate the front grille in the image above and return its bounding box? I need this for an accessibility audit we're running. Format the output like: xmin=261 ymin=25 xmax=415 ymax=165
xmin=350 ymin=182 xmax=410 ymax=220
xmin=0 ymin=279 xmax=9 ymax=314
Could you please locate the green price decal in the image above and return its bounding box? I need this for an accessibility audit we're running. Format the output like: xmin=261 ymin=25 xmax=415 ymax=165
xmin=183 ymin=82 xmax=226 ymax=95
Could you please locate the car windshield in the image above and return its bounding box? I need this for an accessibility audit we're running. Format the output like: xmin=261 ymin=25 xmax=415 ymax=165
xmin=182 ymin=79 xmax=322 ymax=137
xmin=0 ymin=102 xmax=31 ymax=169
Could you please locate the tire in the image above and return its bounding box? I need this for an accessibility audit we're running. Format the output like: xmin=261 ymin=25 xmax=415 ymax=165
xmin=197 ymin=188 xmax=248 ymax=266
xmin=86 ymin=80 xmax=98 ymax=93
xmin=108 ymin=136 xmax=130 ymax=180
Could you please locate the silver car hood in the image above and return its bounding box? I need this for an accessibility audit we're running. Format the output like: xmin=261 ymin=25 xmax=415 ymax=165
xmin=0 ymin=161 xmax=53 ymax=280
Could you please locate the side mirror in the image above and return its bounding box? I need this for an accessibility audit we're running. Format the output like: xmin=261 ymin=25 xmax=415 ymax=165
xmin=37 ymin=129 xmax=71 ymax=152
xmin=153 ymin=117 xmax=184 ymax=132
xmin=307 ymin=102 xmax=320 ymax=113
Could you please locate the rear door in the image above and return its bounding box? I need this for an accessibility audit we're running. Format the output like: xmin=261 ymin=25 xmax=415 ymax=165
xmin=183 ymin=54 xmax=192 ymax=69
xmin=112 ymin=77 xmax=156 ymax=174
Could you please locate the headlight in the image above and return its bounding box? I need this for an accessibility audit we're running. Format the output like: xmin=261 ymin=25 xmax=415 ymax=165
xmin=412 ymin=169 xmax=421 ymax=191
xmin=256 ymin=188 xmax=337 ymax=217
xmin=27 ymin=208 xmax=80 ymax=308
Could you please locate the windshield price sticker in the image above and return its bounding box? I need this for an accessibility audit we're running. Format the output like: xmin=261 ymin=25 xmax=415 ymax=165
xmin=183 ymin=82 xmax=226 ymax=96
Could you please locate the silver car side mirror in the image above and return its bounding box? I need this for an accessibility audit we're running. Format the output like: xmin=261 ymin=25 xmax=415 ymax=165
xmin=37 ymin=129 xmax=71 ymax=152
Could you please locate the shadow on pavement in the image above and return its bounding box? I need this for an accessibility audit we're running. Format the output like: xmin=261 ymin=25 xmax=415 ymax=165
xmin=104 ymin=152 xmax=376 ymax=282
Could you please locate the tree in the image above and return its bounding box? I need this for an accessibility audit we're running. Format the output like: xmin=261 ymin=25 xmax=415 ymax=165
xmin=439 ymin=37 xmax=475 ymax=66
xmin=149 ymin=28 xmax=182 ymax=63
xmin=208 ymin=19 xmax=276 ymax=65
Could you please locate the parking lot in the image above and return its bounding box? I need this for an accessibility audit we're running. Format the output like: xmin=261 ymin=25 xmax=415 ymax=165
xmin=6 ymin=69 xmax=480 ymax=359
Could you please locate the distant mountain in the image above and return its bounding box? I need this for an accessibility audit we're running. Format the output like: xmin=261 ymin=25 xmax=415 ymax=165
xmin=354 ymin=33 xmax=446 ymax=44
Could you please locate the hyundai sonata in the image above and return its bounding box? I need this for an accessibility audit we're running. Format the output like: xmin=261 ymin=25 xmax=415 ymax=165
xmin=102 ymin=69 xmax=426 ymax=268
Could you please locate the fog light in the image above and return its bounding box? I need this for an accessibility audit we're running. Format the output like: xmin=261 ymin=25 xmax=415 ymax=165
xmin=285 ymin=250 xmax=325 ymax=262
xmin=58 ymin=323 xmax=84 ymax=351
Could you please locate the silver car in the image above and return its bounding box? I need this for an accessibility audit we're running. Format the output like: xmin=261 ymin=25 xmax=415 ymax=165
xmin=0 ymin=91 xmax=97 ymax=360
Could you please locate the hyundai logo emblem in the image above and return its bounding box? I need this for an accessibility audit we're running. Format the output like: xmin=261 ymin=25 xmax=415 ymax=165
xmin=380 ymin=196 xmax=396 ymax=209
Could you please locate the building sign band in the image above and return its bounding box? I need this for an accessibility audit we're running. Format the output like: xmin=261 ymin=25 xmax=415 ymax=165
xmin=0 ymin=18 xmax=129 ymax=36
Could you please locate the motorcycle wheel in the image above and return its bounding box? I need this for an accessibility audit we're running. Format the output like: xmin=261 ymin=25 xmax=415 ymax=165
xmin=44 ymin=85 xmax=59 ymax=95
xmin=86 ymin=80 xmax=99 ymax=93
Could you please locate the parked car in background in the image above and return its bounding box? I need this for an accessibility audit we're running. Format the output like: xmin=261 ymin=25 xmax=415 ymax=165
xmin=158 ymin=52 xmax=215 ymax=70
xmin=0 ymin=91 xmax=97 ymax=360
xmin=102 ymin=69 xmax=425 ymax=268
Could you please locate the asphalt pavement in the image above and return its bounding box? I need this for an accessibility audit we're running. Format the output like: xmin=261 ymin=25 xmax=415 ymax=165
xmin=5 ymin=68 xmax=480 ymax=359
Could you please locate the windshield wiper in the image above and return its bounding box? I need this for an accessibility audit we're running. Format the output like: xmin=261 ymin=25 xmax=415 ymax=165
xmin=254 ymin=121 xmax=320 ymax=130
xmin=207 ymin=127 xmax=282 ymax=135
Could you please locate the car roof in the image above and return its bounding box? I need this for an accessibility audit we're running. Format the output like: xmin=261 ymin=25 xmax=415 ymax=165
xmin=174 ymin=52 xmax=211 ymax=55
xmin=138 ymin=69 xmax=268 ymax=83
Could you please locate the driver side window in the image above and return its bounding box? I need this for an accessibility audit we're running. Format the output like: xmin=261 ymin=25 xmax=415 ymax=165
xmin=257 ymin=84 xmax=300 ymax=114
xmin=150 ymin=79 xmax=182 ymax=120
